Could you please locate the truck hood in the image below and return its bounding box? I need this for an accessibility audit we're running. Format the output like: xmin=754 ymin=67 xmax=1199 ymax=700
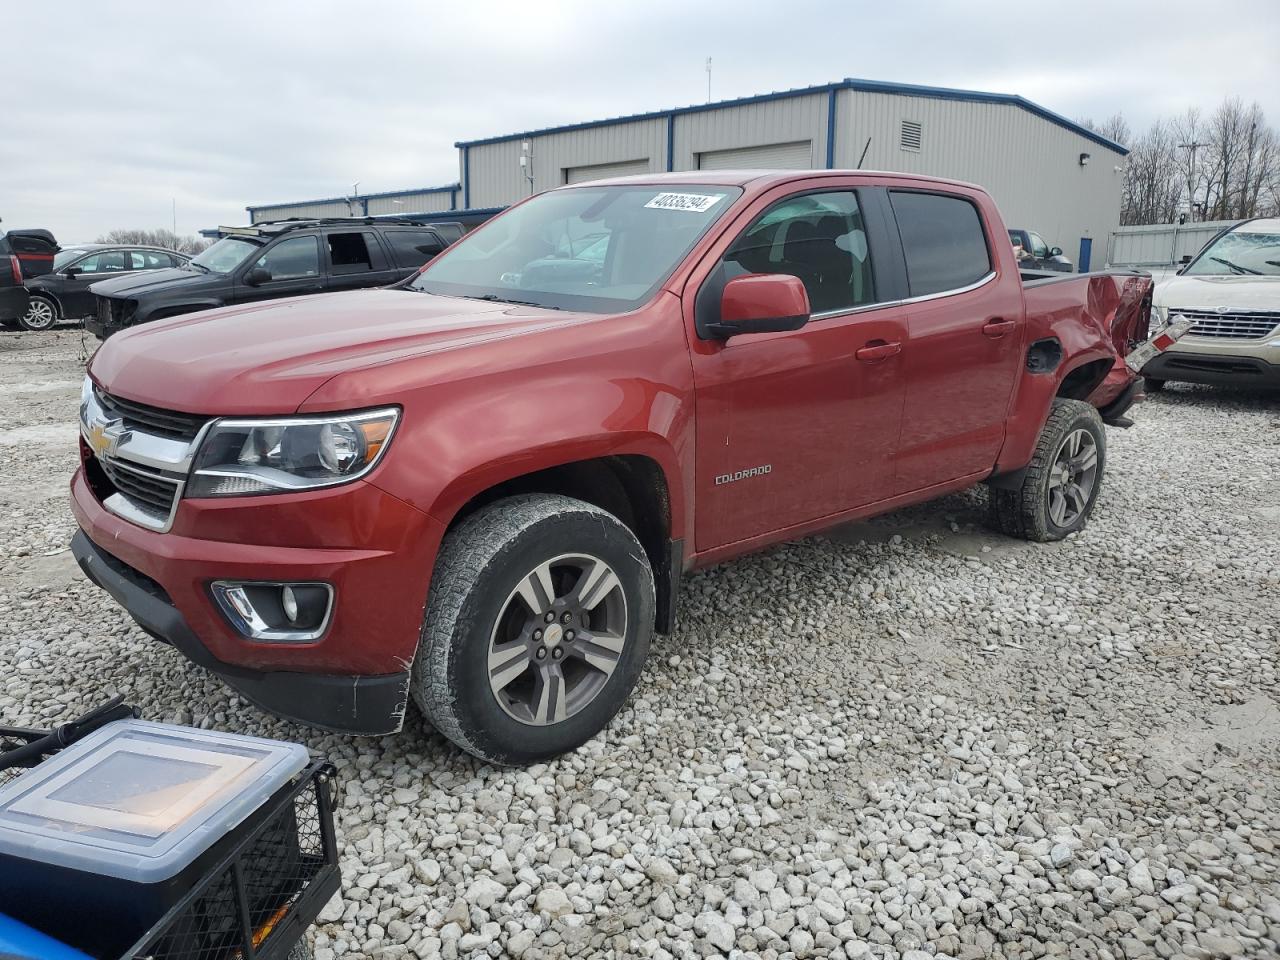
xmin=1154 ymin=274 xmax=1280 ymax=311
xmin=90 ymin=266 xmax=212 ymax=297
xmin=89 ymin=289 xmax=584 ymax=414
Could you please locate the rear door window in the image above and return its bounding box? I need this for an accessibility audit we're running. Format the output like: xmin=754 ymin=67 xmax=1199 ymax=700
xmin=327 ymin=231 xmax=388 ymax=274
xmin=382 ymin=229 xmax=446 ymax=269
xmin=890 ymin=191 xmax=992 ymax=297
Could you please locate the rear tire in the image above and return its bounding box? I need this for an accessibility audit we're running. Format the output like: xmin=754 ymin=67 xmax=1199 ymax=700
xmin=412 ymin=494 xmax=655 ymax=765
xmin=989 ymin=398 xmax=1106 ymax=542
xmin=18 ymin=295 xmax=58 ymax=331
xmin=1144 ymin=377 xmax=1166 ymax=392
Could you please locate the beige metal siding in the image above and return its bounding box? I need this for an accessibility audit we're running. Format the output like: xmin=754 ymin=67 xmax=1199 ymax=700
xmin=564 ymin=159 xmax=651 ymax=184
xmin=671 ymin=93 xmax=826 ymax=172
xmin=465 ymin=118 xmax=666 ymax=208
xmin=833 ymin=89 xmax=1123 ymax=266
xmin=365 ymin=191 xmax=455 ymax=216
xmin=250 ymin=200 xmax=353 ymax=223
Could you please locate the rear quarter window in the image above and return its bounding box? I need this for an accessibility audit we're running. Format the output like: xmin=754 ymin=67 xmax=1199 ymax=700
xmin=382 ymin=229 xmax=446 ymax=269
xmin=890 ymin=191 xmax=992 ymax=297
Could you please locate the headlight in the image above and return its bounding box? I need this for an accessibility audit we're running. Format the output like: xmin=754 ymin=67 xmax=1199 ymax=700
xmin=80 ymin=375 xmax=93 ymax=423
xmin=188 ymin=408 xmax=399 ymax=498
xmin=1150 ymin=304 xmax=1170 ymax=331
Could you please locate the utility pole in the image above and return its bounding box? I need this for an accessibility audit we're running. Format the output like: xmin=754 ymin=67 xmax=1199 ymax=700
xmin=520 ymin=141 xmax=535 ymax=195
xmin=705 ymin=57 xmax=712 ymax=103
xmin=1177 ymin=141 xmax=1207 ymax=221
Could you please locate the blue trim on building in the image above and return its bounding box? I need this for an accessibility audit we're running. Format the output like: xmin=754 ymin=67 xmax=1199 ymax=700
xmin=825 ymin=89 xmax=838 ymax=168
xmin=245 ymin=183 xmax=461 ymax=214
xmin=666 ymin=114 xmax=675 ymax=172
xmin=462 ymin=145 xmax=471 ymax=209
xmin=450 ymin=186 xmax=458 ymax=211
xmin=454 ymin=77 xmax=1128 ymax=157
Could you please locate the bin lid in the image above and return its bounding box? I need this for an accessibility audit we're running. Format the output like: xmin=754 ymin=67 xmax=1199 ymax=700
xmin=0 ymin=720 xmax=309 ymax=883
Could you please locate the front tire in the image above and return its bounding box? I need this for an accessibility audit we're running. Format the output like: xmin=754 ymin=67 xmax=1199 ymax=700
xmin=412 ymin=494 xmax=655 ymax=765
xmin=19 ymin=295 xmax=58 ymax=331
xmin=989 ymin=398 xmax=1106 ymax=542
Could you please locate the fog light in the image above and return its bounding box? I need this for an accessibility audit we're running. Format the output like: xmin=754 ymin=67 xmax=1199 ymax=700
xmin=211 ymin=581 xmax=333 ymax=642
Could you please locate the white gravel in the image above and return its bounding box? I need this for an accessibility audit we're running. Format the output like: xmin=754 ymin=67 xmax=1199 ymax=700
xmin=2 ymin=329 xmax=1278 ymax=960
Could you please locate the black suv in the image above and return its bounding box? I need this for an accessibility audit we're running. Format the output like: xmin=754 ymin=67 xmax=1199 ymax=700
xmin=87 ymin=217 xmax=455 ymax=339
xmin=0 ymin=227 xmax=59 ymax=327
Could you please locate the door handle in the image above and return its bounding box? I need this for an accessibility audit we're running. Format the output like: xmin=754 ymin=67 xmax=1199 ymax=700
xmin=855 ymin=340 xmax=902 ymax=362
xmin=983 ymin=318 xmax=1017 ymax=338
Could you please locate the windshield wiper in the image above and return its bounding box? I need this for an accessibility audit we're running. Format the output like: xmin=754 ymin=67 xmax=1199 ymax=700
xmin=463 ymin=293 xmax=561 ymax=310
xmin=1210 ymin=256 xmax=1261 ymax=275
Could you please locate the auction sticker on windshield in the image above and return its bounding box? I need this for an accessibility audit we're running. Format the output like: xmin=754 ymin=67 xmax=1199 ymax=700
xmin=645 ymin=193 xmax=722 ymax=213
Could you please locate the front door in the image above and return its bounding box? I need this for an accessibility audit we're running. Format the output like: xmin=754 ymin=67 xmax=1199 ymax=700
xmin=63 ymin=249 xmax=128 ymax=317
xmin=688 ymin=187 xmax=907 ymax=551
xmin=235 ymin=234 xmax=325 ymax=303
xmin=887 ymin=188 xmax=1024 ymax=492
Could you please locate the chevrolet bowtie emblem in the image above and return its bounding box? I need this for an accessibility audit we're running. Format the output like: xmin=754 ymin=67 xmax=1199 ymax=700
xmin=86 ymin=417 xmax=129 ymax=458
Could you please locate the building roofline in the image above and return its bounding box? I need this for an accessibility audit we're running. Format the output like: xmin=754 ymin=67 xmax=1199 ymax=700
xmin=245 ymin=183 xmax=461 ymax=213
xmin=453 ymin=77 xmax=1128 ymax=156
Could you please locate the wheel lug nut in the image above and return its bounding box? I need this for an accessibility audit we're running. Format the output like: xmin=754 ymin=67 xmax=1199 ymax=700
xmin=561 ymin=612 xmax=572 ymax=624
xmin=533 ymin=629 xmax=543 ymax=641
xmin=544 ymin=612 xmax=555 ymax=624
xmin=564 ymin=630 xmax=574 ymax=641
xmin=552 ymin=648 xmax=563 ymax=660
xmin=535 ymin=647 xmax=547 ymax=660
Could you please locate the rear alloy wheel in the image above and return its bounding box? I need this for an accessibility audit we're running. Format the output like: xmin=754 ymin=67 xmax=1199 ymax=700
xmin=18 ymin=295 xmax=58 ymax=331
xmin=413 ymin=494 xmax=654 ymax=765
xmin=989 ymin=398 xmax=1107 ymax=542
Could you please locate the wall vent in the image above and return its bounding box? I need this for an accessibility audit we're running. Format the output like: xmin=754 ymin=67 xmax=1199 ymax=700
xmin=900 ymin=120 xmax=922 ymax=152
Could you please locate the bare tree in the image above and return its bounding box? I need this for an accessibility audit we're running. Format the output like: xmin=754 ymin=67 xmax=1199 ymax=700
xmin=1077 ymin=113 xmax=1131 ymax=148
xmin=95 ymin=228 xmax=210 ymax=254
xmin=1171 ymin=108 xmax=1209 ymax=220
xmin=1120 ymin=120 xmax=1181 ymax=225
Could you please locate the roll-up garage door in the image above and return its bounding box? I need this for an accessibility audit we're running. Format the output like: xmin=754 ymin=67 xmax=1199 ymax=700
xmin=696 ymin=140 xmax=813 ymax=170
xmin=564 ymin=159 xmax=652 ymax=184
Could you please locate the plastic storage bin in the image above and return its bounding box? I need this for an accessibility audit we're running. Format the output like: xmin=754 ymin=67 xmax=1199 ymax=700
xmin=0 ymin=720 xmax=308 ymax=958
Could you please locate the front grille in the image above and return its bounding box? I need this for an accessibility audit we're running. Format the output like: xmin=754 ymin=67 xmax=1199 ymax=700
xmin=96 ymin=388 xmax=209 ymax=441
xmin=99 ymin=457 xmax=181 ymax=518
xmin=1179 ymin=310 xmax=1280 ymax=340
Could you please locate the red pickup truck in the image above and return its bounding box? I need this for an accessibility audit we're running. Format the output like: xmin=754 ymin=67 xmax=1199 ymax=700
xmin=72 ymin=171 xmax=1155 ymax=764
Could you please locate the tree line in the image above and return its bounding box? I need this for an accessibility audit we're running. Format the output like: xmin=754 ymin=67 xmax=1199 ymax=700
xmin=1079 ymin=97 xmax=1279 ymax=226
xmin=95 ymin=228 xmax=211 ymax=254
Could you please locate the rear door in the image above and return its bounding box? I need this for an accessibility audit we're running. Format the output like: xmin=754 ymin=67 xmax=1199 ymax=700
xmin=888 ymin=188 xmax=1023 ymax=493
xmin=688 ymin=181 xmax=909 ymax=551
xmin=323 ymin=230 xmax=400 ymax=291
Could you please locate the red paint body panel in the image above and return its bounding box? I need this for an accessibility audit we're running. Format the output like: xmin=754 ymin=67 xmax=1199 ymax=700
xmin=73 ymin=170 xmax=1150 ymax=725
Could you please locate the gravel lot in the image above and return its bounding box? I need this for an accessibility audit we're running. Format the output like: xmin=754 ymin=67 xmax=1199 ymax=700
xmin=1 ymin=328 xmax=1277 ymax=960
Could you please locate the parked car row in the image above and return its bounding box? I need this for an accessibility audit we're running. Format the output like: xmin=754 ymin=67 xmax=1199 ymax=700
xmin=0 ymin=216 xmax=465 ymax=334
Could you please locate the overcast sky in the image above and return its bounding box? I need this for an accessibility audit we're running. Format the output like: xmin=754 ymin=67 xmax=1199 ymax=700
xmin=3 ymin=0 xmax=1278 ymax=241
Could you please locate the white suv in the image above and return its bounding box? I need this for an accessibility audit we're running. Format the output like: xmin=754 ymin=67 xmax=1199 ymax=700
xmin=1143 ymin=217 xmax=1280 ymax=390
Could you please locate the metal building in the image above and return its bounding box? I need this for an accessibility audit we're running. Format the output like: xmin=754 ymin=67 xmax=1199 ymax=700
xmin=245 ymin=184 xmax=461 ymax=224
xmin=456 ymin=78 xmax=1127 ymax=270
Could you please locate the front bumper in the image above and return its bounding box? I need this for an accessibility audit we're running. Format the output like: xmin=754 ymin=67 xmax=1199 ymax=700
xmin=1142 ymin=350 xmax=1280 ymax=389
xmin=70 ymin=466 xmax=445 ymax=734
xmin=0 ymin=286 xmax=30 ymax=323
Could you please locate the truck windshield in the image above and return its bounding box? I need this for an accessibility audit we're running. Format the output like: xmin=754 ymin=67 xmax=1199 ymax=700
xmin=411 ymin=184 xmax=742 ymax=312
xmin=1184 ymin=228 xmax=1280 ymax=277
xmin=190 ymin=236 xmax=264 ymax=274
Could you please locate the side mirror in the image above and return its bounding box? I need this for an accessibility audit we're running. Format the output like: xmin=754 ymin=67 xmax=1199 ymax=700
xmin=705 ymin=273 xmax=810 ymax=339
xmin=63 ymin=267 xmax=80 ymax=278
xmin=1180 ymin=255 xmax=1193 ymax=264
xmin=243 ymin=267 xmax=271 ymax=286
xmin=1050 ymin=246 xmax=1063 ymax=257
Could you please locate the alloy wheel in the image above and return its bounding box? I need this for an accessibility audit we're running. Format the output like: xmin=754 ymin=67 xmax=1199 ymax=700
xmin=487 ymin=553 xmax=628 ymax=726
xmin=1047 ymin=428 xmax=1098 ymax=527
xmin=22 ymin=299 xmax=56 ymax=330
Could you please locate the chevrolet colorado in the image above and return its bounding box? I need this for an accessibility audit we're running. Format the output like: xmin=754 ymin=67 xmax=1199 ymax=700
xmin=71 ymin=171 xmax=1154 ymax=764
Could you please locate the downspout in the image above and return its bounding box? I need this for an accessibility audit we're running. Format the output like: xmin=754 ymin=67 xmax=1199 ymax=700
xmin=666 ymin=114 xmax=675 ymax=172
xmin=463 ymin=145 xmax=471 ymax=209
xmin=826 ymin=88 xmax=838 ymax=168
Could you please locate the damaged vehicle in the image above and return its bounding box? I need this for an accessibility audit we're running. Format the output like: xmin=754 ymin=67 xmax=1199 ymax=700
xmin=72 ymin=171 xmax=1162 ymax=764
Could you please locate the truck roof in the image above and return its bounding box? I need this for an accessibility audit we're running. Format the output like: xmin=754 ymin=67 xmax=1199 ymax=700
xmin=566 ymin=168 xmax=989 ymax=195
